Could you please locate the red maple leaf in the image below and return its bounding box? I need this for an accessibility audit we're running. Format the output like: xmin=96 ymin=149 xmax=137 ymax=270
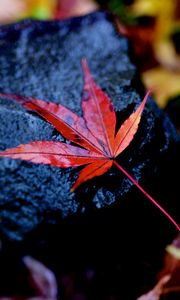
xmin=0 ymin=59 xmax=179 ymax=231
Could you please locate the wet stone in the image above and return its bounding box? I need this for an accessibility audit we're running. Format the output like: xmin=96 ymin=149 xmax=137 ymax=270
xmin=0 ymin=11 xmax=179 ymax=299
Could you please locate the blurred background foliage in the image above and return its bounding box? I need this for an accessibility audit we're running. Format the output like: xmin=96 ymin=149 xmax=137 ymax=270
xmin=0 ymin=0 xmax=180 ymax=132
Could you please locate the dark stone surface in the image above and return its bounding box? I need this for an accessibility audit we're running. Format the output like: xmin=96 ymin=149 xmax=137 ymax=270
xmin=165 ymin=95 xmax=180 ymax=131
xmin=0 ymin=11 xmax=179 ymax=299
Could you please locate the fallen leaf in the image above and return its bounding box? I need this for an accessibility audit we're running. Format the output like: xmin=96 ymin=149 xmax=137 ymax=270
xmin=55 ymin=0 xmax=98 ymax=19
xmin=158 ymin=234 xmax=180 ymax=297
xmin=0 ymin=59 xmax=179 ymax=231
xmin=143 ymin=67 xmax=180 ymax=107
xmin=116 ymin=19 xmax=158 ymax=71
xmin=18 ymin=0 xmax=57 ymax=20
xmin=137 ymin=234 xmax=180 ymax=299
xmin=0 ymin=58 xmax=149 ymax=189
xmin=117 ymin=0 xmax=180 ymax=103
xmin=167 ymin=234 xmax=180 ymax=257
xmin=129 ymin=0 xmax=174 ymax=18
xmin=23 ymin=256 xmax=58 ymax=298
xmin=0 ymin=256 xmax=58 ymax=300
xmin=0 ymin=0 xmax=25 ymax=24
xmin=137 ymin=275 xmax=171 ymax=300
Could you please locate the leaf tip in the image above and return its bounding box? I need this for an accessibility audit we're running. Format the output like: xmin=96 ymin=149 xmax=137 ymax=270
xmin=0 ymin=92 xmax=27 ymax=105
xmin=142 ymin=89 xmax=151 ymax=105
xmin=70 ymin=184 xmax=77 ymax=193
xmin=71 ymin=178 xmax=82 ymax=192
xmin=81 ymin=56 xmax=88 ymax=67
xmin=138 ymin=88 xmax=152 ymax=113
xmin=146 ymin=88 xmax=152 ymax=98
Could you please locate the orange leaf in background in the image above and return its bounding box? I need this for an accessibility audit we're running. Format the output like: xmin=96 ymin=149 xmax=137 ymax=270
xmin=0 ymin=59 xmax=179 ymax=231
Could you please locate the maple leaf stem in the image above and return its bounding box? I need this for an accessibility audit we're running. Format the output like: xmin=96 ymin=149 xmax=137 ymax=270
xmin=114 ymin=160 xmax=180 ymax=231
